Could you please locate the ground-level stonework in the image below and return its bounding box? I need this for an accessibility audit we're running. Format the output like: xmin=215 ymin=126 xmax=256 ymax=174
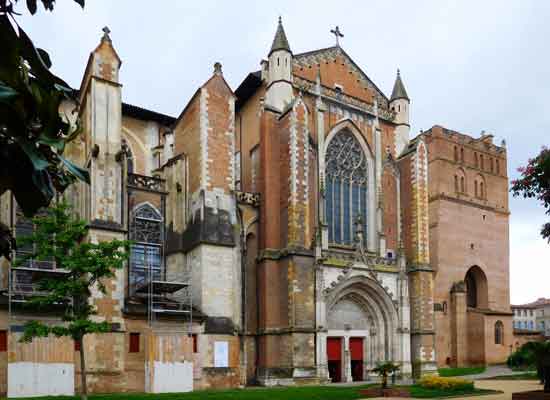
xmin=0 ymin=19 xmax=512 ymax=395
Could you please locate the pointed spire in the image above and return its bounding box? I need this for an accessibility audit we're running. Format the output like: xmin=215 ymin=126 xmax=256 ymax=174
xmin=269 ymin=16 xmax=291 ymax=56
xmin=390 ymin=68 xmax=409 ymax=101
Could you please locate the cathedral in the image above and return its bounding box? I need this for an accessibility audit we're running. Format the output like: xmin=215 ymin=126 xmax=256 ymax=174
xmin=0 ymin=19 xmax=512 ymax=396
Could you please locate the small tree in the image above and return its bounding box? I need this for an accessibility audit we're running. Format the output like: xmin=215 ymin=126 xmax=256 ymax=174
xmin=14 ymin=202 xmax=130 ymax=400
xmin=372 ymin=361 xmax=400 ymax=389
xmin=524 ymin=341 xmax=550 ymax=393
xmin=511 ymin=146 xmax=550 ymax=241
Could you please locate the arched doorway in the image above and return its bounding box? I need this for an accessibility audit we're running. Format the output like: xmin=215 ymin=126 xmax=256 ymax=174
xmin=465 ymin=266 xmax=488 ymax=309
xmin=324 ymin=275 xmax=398 ymax=382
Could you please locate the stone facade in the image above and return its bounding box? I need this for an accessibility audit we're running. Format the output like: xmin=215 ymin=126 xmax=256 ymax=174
xmin=0 ymin=19 xmax=512 ymax=395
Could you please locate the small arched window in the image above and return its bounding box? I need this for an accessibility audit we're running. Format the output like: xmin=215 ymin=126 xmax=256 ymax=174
xmin=480 ymin=154 xmax=484 ymax=170
xmin=277 ymin=57 xmax=280 ymax=66
xmin=454 ymin=175 xmax=459 ymax=192
xmin=460 ymin=148 xmax=464 ymax=162
xmin=495 ymin=321 xmax=504 ymax=344
xmin=480 ymin=182 xmax=485 ymax=199
xmin=460 ymin=176 xmax=465 ymax=193
xmin=454 ymin=146 xmax=458 ymax=162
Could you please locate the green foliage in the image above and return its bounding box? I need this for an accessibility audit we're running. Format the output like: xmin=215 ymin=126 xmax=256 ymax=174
xmin=13 ymin=202 xmax=130 ymax=342
xmin=3 ymin=384 xmax=498 ymax=400
xmin=371 ymin=361 xmax=400 ymax=389
xmin=511 ymin=146 xmax=550 ymax=241
xmin=507 ymin=341 xmax=550 ymax=392
xmin=0 ymin=0 xmax=88 ymax=218
xmin=437 ymin=366 xmax=485 ymax=377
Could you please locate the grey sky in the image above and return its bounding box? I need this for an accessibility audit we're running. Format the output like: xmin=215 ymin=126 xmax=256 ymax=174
xmin=19 ymin=0 xmax=550 ymax=304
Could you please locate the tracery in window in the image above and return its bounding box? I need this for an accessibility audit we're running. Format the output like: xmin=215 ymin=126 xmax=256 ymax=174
xmin=325 ymin=130 xmax=368 ymax=245
xmin=129 ymin=203 xmax=163 ymax=292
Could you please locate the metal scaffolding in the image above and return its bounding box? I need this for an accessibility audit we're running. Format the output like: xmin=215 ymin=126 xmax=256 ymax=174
xmin=127 ymin=173 xmax=192 ymax=332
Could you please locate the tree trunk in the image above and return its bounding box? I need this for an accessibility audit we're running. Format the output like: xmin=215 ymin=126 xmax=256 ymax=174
xmin=78 ymin=337 xmax=88 ymax=400
xmin=544 ymin=366 xmax=550 ymax=393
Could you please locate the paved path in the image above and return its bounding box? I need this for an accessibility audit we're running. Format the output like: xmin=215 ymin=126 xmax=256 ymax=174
xmin=365 ymin=379 xmax=542 ymax=400
xmin=464 ymin=365 xmax=530 ymax=380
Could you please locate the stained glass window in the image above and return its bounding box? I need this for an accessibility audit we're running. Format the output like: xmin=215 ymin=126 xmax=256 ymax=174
xmin=325 ymin=130 xmax=368 ymax=245
xmin=129 ymin=203 xmax=163 ymax=292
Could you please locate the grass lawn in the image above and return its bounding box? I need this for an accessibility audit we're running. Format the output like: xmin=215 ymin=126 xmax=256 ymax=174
xmin=10 ymin=384 xmax=500 ymax=400
xmin=438 ymin=366 xmax=486 ymax=377
xmin=482 ymin=372 xmax=539 ymax=380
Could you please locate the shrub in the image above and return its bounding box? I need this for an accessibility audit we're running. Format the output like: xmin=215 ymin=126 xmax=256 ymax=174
xmin=507 ymin=342 xmax=537 ymax=370
xmin=418 ymin=375 xmax=474 ymax=391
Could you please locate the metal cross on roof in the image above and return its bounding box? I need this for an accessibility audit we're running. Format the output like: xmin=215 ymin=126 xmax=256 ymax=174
xmin=330 ymin=26 xmax=344 ymax=46
xmin=102 ymin=26 xmax=111 ymax=42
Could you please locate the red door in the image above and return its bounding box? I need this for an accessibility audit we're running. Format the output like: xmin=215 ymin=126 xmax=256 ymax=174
xmin=327 ymin=337 xmax=342 ymax=382
xmin=350 ymin=337 xmax=364 ymax=381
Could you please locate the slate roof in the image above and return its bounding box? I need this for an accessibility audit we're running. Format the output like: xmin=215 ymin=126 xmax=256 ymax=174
xmin=390 ymin=69 xmax=409 ymax=101
xmin=270 ymin=17 xmax=291 ymax=55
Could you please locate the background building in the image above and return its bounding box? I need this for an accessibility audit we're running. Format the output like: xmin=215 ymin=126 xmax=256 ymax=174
xmin=512 ymin=298 xmax=550 ymax=334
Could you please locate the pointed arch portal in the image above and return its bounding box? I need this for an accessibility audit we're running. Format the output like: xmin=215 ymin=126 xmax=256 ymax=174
xmin=324 ymin=275 xmax=399 ymax=382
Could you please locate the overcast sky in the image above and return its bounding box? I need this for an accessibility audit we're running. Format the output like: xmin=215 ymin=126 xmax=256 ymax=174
xmin=18 ymin=1 xmax=550 ymax=304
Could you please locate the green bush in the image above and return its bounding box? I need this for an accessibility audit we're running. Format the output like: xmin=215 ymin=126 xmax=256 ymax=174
xmin=507 ymin=342 xmax=537 ymax=370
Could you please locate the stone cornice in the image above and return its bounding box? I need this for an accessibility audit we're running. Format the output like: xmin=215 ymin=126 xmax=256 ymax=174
xmin=257 ymin=327 xmax=317 ymax=335
xmin=407 ymin=263 xmax=434 ymax=273
xmin=467 ymin=307 xmax=514 ymax=316
xmin=429 ymin=193 xmax=510 ymax=215
xmin=88 ymin=219 xmax=127 ymax=233
xmin=410 ymin=329 xmax=436 ymax=335
xmin=257 ymin=247 xmax=314 ymax=262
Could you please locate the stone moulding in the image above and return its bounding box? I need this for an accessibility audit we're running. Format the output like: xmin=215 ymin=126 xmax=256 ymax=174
xmin=127 ymin=173 xmax=166 ymax=193
xmin=406 ymin=263 xmax=434 ymax=273
xmin=257 ymin=247 xmax=314 ymax=261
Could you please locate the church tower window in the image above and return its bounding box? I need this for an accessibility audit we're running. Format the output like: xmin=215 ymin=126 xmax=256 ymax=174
xmin=325 ymin=130 xmax=368 ymax=245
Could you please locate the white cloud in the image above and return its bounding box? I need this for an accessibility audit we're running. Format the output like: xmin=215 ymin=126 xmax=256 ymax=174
xmin=510 ymin=215 xmax=550 ymax=304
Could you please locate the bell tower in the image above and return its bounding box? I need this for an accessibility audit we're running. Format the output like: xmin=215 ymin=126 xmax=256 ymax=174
xmin=265 ymin=17 xmax=293 ymax=111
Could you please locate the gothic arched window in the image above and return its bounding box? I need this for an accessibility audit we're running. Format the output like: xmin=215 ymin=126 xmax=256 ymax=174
xmin=129 ymin=203 xmax=163 ymax=292
xmin=495 ymin=320 xmax=504 ymax=344
xmin=325 ymin=130 xmax=368 ymax=245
